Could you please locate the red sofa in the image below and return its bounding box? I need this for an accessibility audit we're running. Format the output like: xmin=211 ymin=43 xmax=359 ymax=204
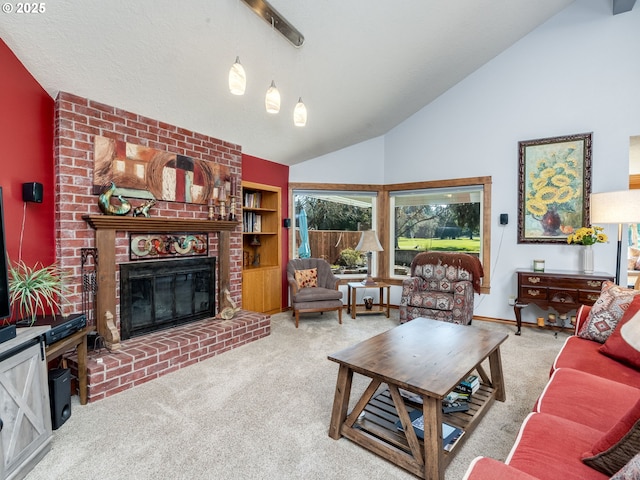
xmin=463 ymin=302 xmax=640 ymax=480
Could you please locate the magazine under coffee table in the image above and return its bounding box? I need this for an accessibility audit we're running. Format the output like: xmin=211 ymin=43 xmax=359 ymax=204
xmin=328 ymin=317 xmax=507 ymax=480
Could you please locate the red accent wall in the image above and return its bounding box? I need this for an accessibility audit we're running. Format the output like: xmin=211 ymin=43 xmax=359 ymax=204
xmin=0 ymin=39 xmax=55 ymax=271
xmin=241 ymin=154 xmax=289 ymax=309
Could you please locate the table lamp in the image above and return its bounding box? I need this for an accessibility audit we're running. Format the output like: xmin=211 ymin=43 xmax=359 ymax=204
xmin=590 ymin=189 xmax=640 ymax=285
xmin=355 ymin=230 xmax=383 ymax=286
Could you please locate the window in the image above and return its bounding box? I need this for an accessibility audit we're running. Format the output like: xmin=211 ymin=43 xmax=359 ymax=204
xmin=386 ymin=177 xmax=491 ymax=292
xmin=290 ymin=177 xmax=491 ymax=292
xmin=292 ymin=190 xmax=377 ymax=276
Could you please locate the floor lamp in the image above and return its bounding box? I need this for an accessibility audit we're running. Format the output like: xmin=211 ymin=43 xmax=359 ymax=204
xmin=355 ymin=230 xmax=383 ymax=286
xmin=590 ymin=190 xmax=640 ymax=285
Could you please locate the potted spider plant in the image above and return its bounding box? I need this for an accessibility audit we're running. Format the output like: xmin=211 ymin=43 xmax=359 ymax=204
xmin=8 ymin=260 xmax=69 ymax=326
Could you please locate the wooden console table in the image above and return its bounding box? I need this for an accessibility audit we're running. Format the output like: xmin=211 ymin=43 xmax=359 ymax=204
xmin=514 ymin=269 xmax=613 ymax=335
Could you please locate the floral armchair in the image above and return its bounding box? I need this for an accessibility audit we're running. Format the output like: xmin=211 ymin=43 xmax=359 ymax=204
xmin=399 ymin=251 xmax=483 ymax=325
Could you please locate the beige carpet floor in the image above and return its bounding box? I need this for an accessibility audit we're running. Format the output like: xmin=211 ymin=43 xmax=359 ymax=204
xmin=24 ymin=311 xmax=569 ymax=480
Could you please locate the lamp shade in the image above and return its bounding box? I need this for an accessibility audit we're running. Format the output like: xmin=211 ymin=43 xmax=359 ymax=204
xmin=355 ymin=230 xmax=383 ymax=252
xmin=265 ymin=80 xmax=280 ymax=114
xmin=293 ymin=97 xmax=307 ymax=127
xmin=228 ymin=57 xmax=246 ymax=95
xmin=590 ymin=190 xmax=640 ymax=224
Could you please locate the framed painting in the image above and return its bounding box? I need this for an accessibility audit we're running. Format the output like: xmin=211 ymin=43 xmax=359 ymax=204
xmin=518 ymin=132 xmax=592 ymax=244
xmin=93 ymin=136 xmax=231 ymax=204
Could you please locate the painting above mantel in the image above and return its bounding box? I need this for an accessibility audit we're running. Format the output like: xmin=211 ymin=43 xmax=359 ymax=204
xmin=93 ymin=135 xmax=232 ymax=204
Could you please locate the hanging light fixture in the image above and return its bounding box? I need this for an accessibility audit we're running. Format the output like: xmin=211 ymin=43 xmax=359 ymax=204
xmin=228 ymin=56 xmax=246 ymax=95
xmin=228 ymin=1 xmax=246 ymax=96
xmin=265 ymin=16 xmax=280 ymax=114
xmin=265 ymin=80 xmax=280 ymax=114
xmin=293 ymin=97 xmax=307 ymax=126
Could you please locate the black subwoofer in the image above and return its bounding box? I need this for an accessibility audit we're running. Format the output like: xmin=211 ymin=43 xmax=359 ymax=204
xmin=48 ymin=368 xmax=71 ymax=429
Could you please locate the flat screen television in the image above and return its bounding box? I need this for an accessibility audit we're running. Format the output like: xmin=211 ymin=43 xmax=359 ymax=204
xmin=0 ymin=187 xmax=11 ymax=321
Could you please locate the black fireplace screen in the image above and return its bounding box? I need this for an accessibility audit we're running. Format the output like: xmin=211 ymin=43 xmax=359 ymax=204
xmin=120 ymin=257 xmax=216 ymax=340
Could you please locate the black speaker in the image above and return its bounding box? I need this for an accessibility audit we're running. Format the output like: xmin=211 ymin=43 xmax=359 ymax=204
xmin=48 ymin=368 xmax=71 ymax=430
xmin=499 ymin=213 xmax=508 ymax=225
xmin=22 ymin=182 xmax=43 ymax=203
xmin=283 ymin=218 xmax=291 ymax=228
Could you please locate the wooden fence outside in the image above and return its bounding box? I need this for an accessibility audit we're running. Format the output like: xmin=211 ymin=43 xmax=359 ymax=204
xmin=295 ymin=230 xmax=362 ymax=264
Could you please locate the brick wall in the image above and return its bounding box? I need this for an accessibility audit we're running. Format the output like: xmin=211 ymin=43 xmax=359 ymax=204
xmin=53 ymin=92 xmax=269 ymax=402
xmin=53 ymin=92 xmax=243 ymax=323
xmin=71 ymin=311 xmax=270 ymax=402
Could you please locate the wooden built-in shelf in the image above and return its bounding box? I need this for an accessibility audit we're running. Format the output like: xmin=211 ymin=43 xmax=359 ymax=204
xmin=241 ymin=181 xmax=282 ymax=314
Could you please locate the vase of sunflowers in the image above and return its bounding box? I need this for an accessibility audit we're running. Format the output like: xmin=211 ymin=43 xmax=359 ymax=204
xmin=566 ymin=226 xmax=608 ymax=274
xmin=525 ymin=153 xmax=582 ymax=237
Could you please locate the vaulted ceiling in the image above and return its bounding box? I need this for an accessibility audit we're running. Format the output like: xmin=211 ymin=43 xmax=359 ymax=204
xmin=0 ymin=0 xmax=586 ymax=165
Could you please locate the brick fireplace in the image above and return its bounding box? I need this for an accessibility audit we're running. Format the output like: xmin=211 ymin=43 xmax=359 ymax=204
xmin=53 ymin=92 xmax=270 ymax=401
xmin=119 ymin=257 xmax=217 ymax=340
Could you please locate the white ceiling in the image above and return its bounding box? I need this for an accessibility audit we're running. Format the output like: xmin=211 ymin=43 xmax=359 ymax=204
xmin=0 ymin=0 xmax=576 ymax=165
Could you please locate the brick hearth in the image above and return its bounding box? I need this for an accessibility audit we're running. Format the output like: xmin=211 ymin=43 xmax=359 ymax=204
xmin=66 ymin=310 xmax=269 ymax=402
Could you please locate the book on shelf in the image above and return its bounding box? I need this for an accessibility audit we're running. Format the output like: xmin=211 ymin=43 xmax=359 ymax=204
xmin=444 ymin=427 xmax=465 ymax=452
xmin=242 ymin=212 xmax=262 ymax=233
xmin=454 ymin=384 xmax=473 ymax=395
xmin=243 ymin=191 xmax=262 ymax=209
xmin=454 ymin=375 xmax=479 ymax=395
xmin=394 ymin=409 xmax=464 ymax=449
xmin=461 ymin=374 xmax=480 ymax=393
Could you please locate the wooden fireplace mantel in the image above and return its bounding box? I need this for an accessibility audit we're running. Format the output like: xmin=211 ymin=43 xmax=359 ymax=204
xmin=83 ymin=215 xmax=240 ymax=349
xmin=83 ymin=215 xmax=239 ymax=232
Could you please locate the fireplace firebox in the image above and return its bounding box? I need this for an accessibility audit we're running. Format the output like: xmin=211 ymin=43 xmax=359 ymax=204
xmin=120 ymin=257 xmax=216 ymax=340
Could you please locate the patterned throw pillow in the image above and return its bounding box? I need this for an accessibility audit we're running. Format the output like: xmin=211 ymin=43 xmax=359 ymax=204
xmin=611 ymin=452 xmax=640 ymax=480
xmin=578 ymin=281 xmax=640 ymax=343
xmin=599 ymin=295 xmax=640 ymax=369
xmin=294 ymin=268 xmax=318 ymax=288
xmin=582 ymin=399 xmax=640 ymax=476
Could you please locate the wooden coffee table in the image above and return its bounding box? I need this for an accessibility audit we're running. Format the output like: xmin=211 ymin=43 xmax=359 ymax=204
xmin=328 ymin=317 xmax=507 ymax=480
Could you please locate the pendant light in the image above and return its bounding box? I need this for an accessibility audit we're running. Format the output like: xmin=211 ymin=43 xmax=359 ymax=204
xmin=229 ymin=1 xmax=246 ymax=95
xmin=265 ymin=80 xmax=281 ymax=114
xmin=293 ymin=97 xmax=307 ymax=126
xmin=265 ymin=16 xmax=280 ymax=114
xmin=228 ymin=56 xmax=246 ymax=95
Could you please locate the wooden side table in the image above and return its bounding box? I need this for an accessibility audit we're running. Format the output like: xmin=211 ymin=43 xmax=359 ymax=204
xmin=514 ymin=269 xmax=613 ymax=335
xmin=346 ymin=281 xmax=390 ymax=319
xmin=45 ymin=327 xmax=89 ymax=405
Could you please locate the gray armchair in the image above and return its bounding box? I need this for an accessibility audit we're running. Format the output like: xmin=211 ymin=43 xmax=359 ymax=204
xmin=286 ymin=258 xmax=344 ymax=328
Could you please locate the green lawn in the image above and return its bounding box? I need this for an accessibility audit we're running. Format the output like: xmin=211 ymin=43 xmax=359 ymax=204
xmin=397 ymin=237 xmax=480 ymax=253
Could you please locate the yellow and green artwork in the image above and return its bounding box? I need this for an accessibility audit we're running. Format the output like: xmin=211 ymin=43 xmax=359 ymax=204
xmin=518 ymin=133 xmax=592 ymax=244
